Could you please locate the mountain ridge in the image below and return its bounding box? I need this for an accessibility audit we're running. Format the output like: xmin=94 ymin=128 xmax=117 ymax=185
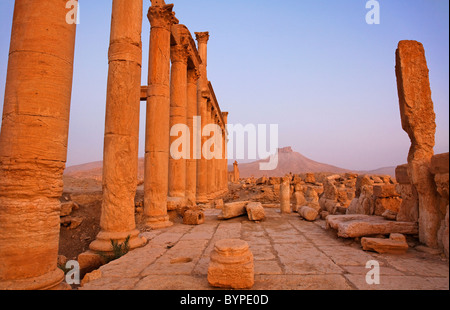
xmin=65 ymin=146 xmax=396 ymax=179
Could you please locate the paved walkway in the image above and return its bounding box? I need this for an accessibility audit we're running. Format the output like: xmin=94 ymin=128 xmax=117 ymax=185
xmin=81 ymin=208 xmax=449 ymax=290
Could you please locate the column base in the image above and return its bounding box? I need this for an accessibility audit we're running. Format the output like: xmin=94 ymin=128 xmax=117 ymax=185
xmin=196 ymin=194 xmax=209 ymax=204
xmin=144 ymin=215 xmax=173 ymax=230
xmin=89 ymin=229 xmax=147 ymax=253
xmin=0 ymin=267 xmax=64 ymax=290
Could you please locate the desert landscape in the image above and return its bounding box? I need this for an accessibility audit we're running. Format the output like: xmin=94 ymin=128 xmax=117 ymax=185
xmin=0 ymin=0 xmax=448 ymax=297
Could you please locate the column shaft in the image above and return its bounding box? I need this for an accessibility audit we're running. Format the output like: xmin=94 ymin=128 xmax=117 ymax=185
xmin=186 ymin=68 xmax=199 ymax=205
xmin=144 ymin=3 xmax=178 ymax=229
xmin=195 ymin=32 xmax=210 ymax=204
xmin=0 ymin=0 xmax=76 ymax=290
xmin=90 ymin=0 xmax=146 ymax=253
xmin=168 ymin=44 xmax=189 ymax=201
xmin=196 ymin=93 xmax=209 ymax=203
xmin=207 ymin=107 xmax=216 ymax=199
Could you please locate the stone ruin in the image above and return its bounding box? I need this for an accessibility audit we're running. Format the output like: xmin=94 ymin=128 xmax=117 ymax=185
xmin=0 ymin=0 xmax=448 ymax=291
xmin=0 ymin=0 xmax=229 ymax=290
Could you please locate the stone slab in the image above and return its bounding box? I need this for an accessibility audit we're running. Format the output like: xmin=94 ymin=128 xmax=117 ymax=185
xmin=326 ymin=214 xmax=418 ymax=238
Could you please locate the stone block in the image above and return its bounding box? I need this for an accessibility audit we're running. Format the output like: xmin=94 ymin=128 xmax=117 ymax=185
xmin=430 ymin=153 xmax=449 ymax=175
xmin=60 ymin=201 xmax=79 ymax=217
xmin=395 ymin=164 xmax=410 ymax=184
xmin=395 ymin=183 xmax=419 ymax=222
xmin=183 ymin=210 xmax=205 ymax=225
xmin=374 ymin=197 xmax=402 ymax=216
xmin=245 ymin=202 xmax=265 ymax=221
xmin=219 ymin=201 xmax=249 ymax=220
xmin=326 ymin=214 xmax=419 ymax=238
xmin=77 ymin=251 xmax=105 ymax=277
xmin=298 ymin=206 xmax=318 ymax=222
xmin=361 ymin=233 xmax=408 ymax=254
xmin=373 ymin=184 xmax=400 ymax=198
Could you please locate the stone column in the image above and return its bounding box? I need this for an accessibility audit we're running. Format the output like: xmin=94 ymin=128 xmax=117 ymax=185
xmin=208 ymin=106 xmax=217 ymax=199
xmin=222 ymin=112 xmax=229 ymax=194
xmin=195 ymin=32 xmax=210 ymax=204
xmin=186 ymin=68 xmax=200 ymax=205
xmin=196 ymin=90 xmax=210 ymax=203
xmin=395 ymin=40 xmax=439 ymax=248
xmin=0 ymin=0 xmax=76 ymax=290
xmin=213 ymin=114 xmax=221 ymax=197
xmin=280 ymin=176 xmax=292 ymax=214
xmin=90 ymin=0 xmax=146 ymax=253
xmin=144 ymin=1 xmax=178 ymax=229
xmin=168 ymin=43 xmax=189 ymax=203
xmin=233 ymin=161 xmax=240 ymax=183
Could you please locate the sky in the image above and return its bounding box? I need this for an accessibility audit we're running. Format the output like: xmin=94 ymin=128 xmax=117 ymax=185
xmin=0 ymin=0 xmax=448 ymax=171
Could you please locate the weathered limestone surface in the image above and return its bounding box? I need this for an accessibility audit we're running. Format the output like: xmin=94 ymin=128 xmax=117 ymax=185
xmin=185 ymin=68 xmax=200 ymax=205
xmin=0 ymin=0 xmax=77 ymax=290
xmin=431 ymin=153 xmax=449 ymax=257
xmin=299 ymin=206 xmax=319 ymax=222
xmin=207 ymin=239 xmax=254 ymax=289
xmin=293 ymin=185 xmax=307 ymax=212
xmin=346 ymin=185 xmax=375 ymax=216
xmin=168 ymin=33 xmax=189 ymax=202
xmin=361 ymin=234 xmax=409 ymax=254
xmin=395 ymin=164 xmax=419 ymax=223
xmin=195 ymin=31 xmax=210 ymax=203
xmin=90 ymin=0 xmax=146 ymax=253
xmin=396 ymin=40 xmax=440 ymax=249
xmin=326 ymin=215 xmax=419 ymax=238
xmin=280 ymin=176 xmax=291 ymax=214
xmin=219 ymin=201 xmax=249 ymax=220
xmin=233 ymin=161 xmax=240 ymax=183
xmin=144 ymin=1 xmax=178 ymax=229
xmin=246 ymin=202 xmax=266 ymax=221
xmin=183 ymin=210 xmax=205 ymax=226
xmin=80 ymin=208 xmax=449 ymax=290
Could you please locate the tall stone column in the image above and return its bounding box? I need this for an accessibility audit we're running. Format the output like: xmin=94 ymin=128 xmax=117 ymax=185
xmin=222 ymin=112 xmax=229 ymax=193
xmin=0 ymin=0 xmax=76 ymax=290
xmin=214 ymin=114 xmax=221 ymax=197
xmin=196 ymin=91 xmax=210 ymax=203
xmin=90 ymin=0 xmax=146 ymax=253
xmin=233 ymin=161 xmax=240 ymax=183
xmin=168 ymin=43 xmax=189 ymax=203
xmin=395 ymin=40 xmax=439 ymax=248
xmin=280 ymin=176 xmax=292 ymax=214
xmin=195 ymin=32 xmax=210 ymax=203
xmin=186 ymin=68 xmax=200 ymax=205
xmin=144 ymin=1 xmax=178 ymax=229
xmin=208 ymin=106 xmax=217 ymax=199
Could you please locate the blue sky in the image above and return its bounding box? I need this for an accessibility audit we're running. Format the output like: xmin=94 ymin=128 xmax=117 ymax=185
xmin=0 ymin=0 xmax=448 ymax=170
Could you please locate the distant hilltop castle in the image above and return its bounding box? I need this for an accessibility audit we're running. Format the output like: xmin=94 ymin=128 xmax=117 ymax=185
xmin=277 ymin=147 xmax=293 ymax=153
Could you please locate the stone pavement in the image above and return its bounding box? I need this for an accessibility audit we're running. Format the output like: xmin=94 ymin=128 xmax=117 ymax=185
xmin=80 ymin=208 xmax=449 ymax=290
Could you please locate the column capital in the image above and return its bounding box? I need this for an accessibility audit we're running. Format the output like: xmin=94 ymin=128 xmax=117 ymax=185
xmin=222 ymin=111 xmax=229 ymax=123
xmin=171 ymin=43 xmax=189 ymax=63
xmin=148 ymin=3 xmax=179 ymax=29
xmin=195 ymin=32 xmax=210 ymax=44
xmin=187 ymin=67 xmax=200 ymax=83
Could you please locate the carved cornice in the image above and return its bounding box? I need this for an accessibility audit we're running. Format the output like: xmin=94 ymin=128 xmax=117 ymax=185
xmin=148 ymin=4 xmax=179 ymax=29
